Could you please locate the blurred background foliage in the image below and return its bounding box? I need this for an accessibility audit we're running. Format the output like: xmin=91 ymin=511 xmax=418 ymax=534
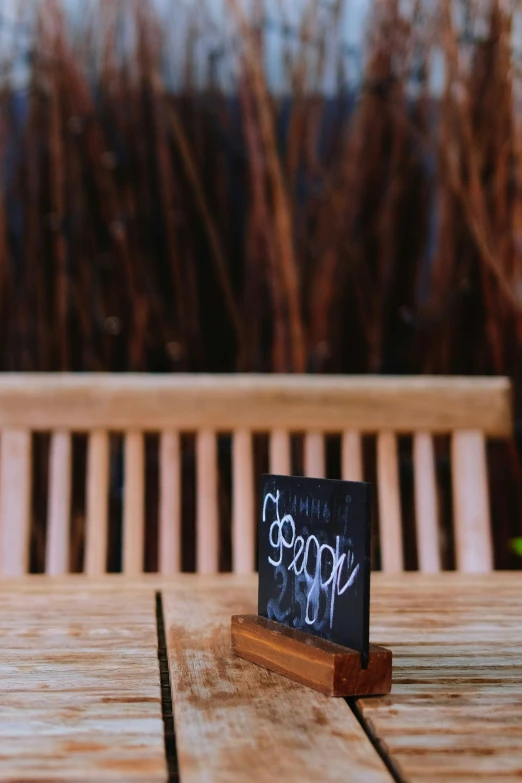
xmin=0 ymin=0 xmax=521 ymax=567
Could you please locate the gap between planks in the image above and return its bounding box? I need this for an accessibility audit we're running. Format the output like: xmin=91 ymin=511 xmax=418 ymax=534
xmin=348 ymin=699 xmax=406 ymax=783
xmin=155 ymin=593 xmax=179 ymax=783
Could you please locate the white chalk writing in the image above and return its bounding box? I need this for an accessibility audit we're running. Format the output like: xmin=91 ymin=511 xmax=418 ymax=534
xmin=262 ymin=490 xmax=359 ymax=629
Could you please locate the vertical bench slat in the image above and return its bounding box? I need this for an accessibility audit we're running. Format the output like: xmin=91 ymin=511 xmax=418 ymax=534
xmin=0 ymin=429 xmax=32 ymax=576
xmin=123 ymin=431 xmax=145 ymax=575
xmin=159 ymin=430 xmax=181 ymax=574
xmin=341 ymin=430 xmax=363 ymax=481
xmin=451 ymin=430 xmax=493 ymax=572
xmin=377 ymin=431 xmax=403 ymax=573
xmin=232 ymin=429 xmax=255 ymax=573
xmin=304 ymin=432 xmax=325 ymax=478
xmin=196 ymin=429 xmax=218 ymax=574
xmin=413 ymin=432 xmax=441 ymax=573
xmin=46 ymin=430 xmax=72 ymax=575
xmin=269 ymin=429 xmax=291 ymax=475
xmin=85 ymin=430 xmax=110 ymax=575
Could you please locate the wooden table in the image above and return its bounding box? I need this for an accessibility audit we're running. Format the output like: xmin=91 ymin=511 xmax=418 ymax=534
xmin=0 ymin=573 xmax=520 ymax=782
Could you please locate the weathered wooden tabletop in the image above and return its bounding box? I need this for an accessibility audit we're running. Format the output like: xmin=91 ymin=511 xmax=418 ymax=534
xmin=0 ymin=573 xmax=520 ymax=783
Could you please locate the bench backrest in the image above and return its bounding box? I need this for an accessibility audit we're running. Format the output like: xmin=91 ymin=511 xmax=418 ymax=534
xmin=0 ymin=374 xmax=512 ymax=576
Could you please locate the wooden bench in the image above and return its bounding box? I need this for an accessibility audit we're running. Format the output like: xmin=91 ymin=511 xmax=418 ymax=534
xmin=0 ymin=374 xmax=512 ymax=577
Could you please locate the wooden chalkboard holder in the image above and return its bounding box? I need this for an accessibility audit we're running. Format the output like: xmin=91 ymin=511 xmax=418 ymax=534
xmin=231 ymin=615 xmax=392 ymax=698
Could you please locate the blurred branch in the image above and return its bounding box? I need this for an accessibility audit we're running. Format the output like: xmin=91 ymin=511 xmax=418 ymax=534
xmin=168 ymin=104 xmax=244 ymax=350
xmin=228 ymin=0 xmax=305 ymax=372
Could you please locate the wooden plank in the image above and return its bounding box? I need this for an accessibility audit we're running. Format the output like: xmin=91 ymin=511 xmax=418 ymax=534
xmin=159 ymin=430 xmax=181 ymax=574
xmin=123 ymin=431 xmax=145 ymax=575
xmin=356 ymin=572 xmax=522 ymax=783
xmin=0 ymin=587 xmax=166 ymax=781
xmin=342 ymin=430 xmax=363 ymax=481
xmin=196 ymin=429 xmax=218 ymax=574
xmin=304 ymin=431 xmax=325 ymax=477
xmin=162 ymin=583 xmax=392 ymax=783
xmin=413 ymin=432 xmax=441 ymax=573
xmin=46 ymin=430 xmax=72 ymax=575
xmin=451 ymin=430 xmax=493 ymax=573
xmin=269 ymin=429 xmax=291 ymax=474
xmin=232 ymin=430 xmax=255 ymax=573
xmin=232 ymin=614 xmax=392 ymax=697
xmin=0 ymin=429 xmax=32 ymax=576
xmin=85 ymin=430 xmax=110 ymax=575
xmin=0 ymin=570 xmax=518 ymax=597
xmin=377 ymin=431 xmax=403 ymax=573
xmin=0 ymin=374 xmax=511 ymax=435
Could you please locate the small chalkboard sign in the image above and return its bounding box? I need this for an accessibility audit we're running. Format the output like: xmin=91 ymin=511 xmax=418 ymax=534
xmin=231 ymin=473 xmax=392 ymax=697
xmin=257 ymin=474 xmax=371 ymax=667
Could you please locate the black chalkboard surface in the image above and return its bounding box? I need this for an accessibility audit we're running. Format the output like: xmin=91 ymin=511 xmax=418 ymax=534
xmin=258 ymin=474 xmax=371 ymax=667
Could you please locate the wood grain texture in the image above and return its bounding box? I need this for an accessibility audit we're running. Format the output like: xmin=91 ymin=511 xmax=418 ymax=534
xmin=451 ymin=431 xmax=493 ymax=572
xmin=0 ymin=429 xmax=32 ymax=576
xmin=46 ymin=430 xmax=72 ymax=575
xmin=269 ymin=428 xmax=291 ymax=474
xmin=377 ymin=431 xmax=404 ymax=573
xmin=123 ymin=431 xmax=145 ymax=575
xmin=0 ymin=573 xmax=519 ymax=781
xmin=0 ymin=374 xmax=511 ymax=434
xmin=413 ymin=432 xmax=441 ymax=573
xmin=0 ymin=585 xmax=166 ymax=781
xmin=196 ymin=429 xmax=218 ymax=574
xmin=304 ymin=431 xmax=325 ymax=477
xmin=159 ymin=430 xmax=181 ymax=574
xmin=231 ymin=614 xmax=392 ymax=697
xmin=162 ymin=582 xmax=391 ymax=783
xmin=357 ymin=572 xmax=522 ymax=783
xmin=232 ymin=430 xmax=255 ymax=573
xmin=85 ymin=430 xmax=110 ymax=575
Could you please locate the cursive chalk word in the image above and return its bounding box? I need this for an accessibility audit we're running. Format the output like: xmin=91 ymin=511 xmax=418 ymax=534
xmin=263 ymin=490 xmax=360 ymax=630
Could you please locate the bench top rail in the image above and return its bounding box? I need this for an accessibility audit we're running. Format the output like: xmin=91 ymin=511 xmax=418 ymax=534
xmin=0 ymin=374 xmax=512 ymax=435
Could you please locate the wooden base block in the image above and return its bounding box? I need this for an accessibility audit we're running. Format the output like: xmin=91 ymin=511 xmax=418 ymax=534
xmin=231 ymin=615 xmax=392 ymax=698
